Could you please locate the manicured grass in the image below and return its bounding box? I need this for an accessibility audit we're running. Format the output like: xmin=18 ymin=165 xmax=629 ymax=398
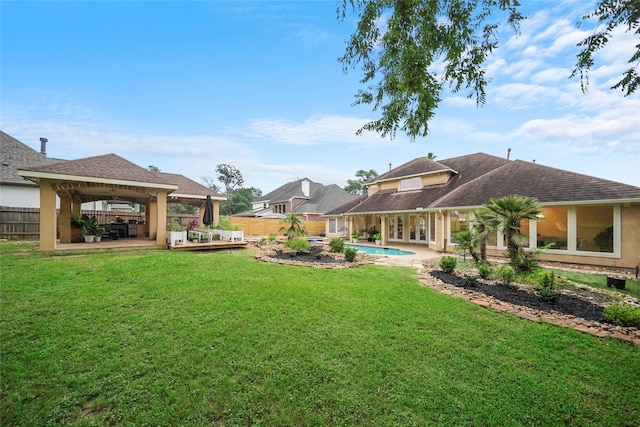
xmin=552 ymin=269 xmax=640 ymax=300
xmin=2 ymin=242 xmax=639 ymax=426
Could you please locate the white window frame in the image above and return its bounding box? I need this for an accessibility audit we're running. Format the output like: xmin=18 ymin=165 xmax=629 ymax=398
xmin=399 ymin=177 xmax=422 ymax=191
xmin=485 ymin=205 xmax=621 ymax=258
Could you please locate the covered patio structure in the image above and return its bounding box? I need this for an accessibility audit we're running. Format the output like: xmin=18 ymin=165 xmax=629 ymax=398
xmin=17 ymin=153 xmax=224 ymax=251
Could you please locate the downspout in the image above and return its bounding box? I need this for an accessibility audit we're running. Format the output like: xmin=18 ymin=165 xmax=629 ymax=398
xmin=440 ymin=210 xmax=446 ymax=251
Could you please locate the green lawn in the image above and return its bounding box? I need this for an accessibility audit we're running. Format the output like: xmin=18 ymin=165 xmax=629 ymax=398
xmin=2 ymin=242 xmax=639 ymax=426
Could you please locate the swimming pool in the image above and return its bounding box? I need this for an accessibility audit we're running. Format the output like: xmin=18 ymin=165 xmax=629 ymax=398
xmin=346 ymin=244 xmax=415 ymax=256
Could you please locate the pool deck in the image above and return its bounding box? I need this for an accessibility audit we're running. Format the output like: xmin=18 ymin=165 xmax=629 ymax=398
xmin=348 ymin=241 xmax=442 ymax=269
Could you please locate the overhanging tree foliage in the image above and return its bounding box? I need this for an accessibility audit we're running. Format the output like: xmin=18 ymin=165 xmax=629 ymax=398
xmin=572 ymin=0 xmax=639 ymax=96
xmin=339 ymin=0 xmax=637 ymax=141
xmin=338 ymin=0 xmax=524 ymax=140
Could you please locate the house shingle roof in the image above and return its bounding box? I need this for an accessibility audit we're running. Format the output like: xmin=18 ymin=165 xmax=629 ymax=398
xmin=257 ymin=178 xmax=322 ymax=203
xmin=329 ymin=152 xmax=640 ymax=215
xmin=1 ymin=131 xmax=63 ymax=186
xmin=370 ymin=157 xmax=451 ymax=183
xmin=243 ymin=178 xmax=358 ymax=216
xmin=292 ymin=184 xmax=358 ymax=214
xmin=432 ymin=160 xmax=640 ymax=207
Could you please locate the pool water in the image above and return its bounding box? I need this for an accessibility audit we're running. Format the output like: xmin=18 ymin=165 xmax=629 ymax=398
xmin=347 ymin=244 xmax=415 ymax=256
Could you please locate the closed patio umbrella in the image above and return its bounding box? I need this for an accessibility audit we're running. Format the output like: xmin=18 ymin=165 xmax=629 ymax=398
xmin=203 ymin=195 xmax=214 ymax=226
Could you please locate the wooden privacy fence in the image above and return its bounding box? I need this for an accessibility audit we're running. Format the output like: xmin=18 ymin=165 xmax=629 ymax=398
xmin=230 ymin=217 xmax=326 ymax=238
xmin=0 ymin=206 xmax=327 ymax=240
xmin=0 ymin=207 xmax=146 ymax=240
xmin=0 ymin=207 xmax=40 ymax=240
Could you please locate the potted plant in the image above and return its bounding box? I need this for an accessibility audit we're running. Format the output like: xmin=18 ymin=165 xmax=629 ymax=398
xmin=367 ymin=226 xmax=378 ymax=242
xmin=167 ymin=217 xmax=187 ymax=246
xmin=71 ymin=213 xmax=84 ymax=242
xmin=351 ymin=230 xmax=360 ymax=243
xmin=79 ymin=215 xmax=99 ymax=243
xmin=90 ymin=218 xmax=103 ymax=242
xmin=373 ymin=232 xmax=382 ymax=245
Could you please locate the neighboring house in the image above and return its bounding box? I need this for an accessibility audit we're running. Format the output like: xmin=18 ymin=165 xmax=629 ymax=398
xmin=235 ymin=178 xmax=358 ymax=222
xmin=0 ymin=131 xmax=62 ymax=208
xmin=324 ymin=153 xmax=640 ymax=269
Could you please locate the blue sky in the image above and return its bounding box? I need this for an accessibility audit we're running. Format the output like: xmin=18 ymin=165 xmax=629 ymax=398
xmin=2 ymin=0 xmax=639 ymax=193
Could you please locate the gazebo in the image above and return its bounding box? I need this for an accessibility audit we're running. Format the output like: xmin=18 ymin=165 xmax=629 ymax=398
xmin=17 ymin=153 xmax=224 ymax=251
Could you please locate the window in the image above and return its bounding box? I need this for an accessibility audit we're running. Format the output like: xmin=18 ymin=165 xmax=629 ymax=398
xmin=450 ymin=211 xmax=470 ymax=243
xmin=419 ymin=217 xmax=427 ymax=241
xmin=537 ymin=207 xmax=568 ymax=250
xmin=387 ymin=217 xmax=395 ymax=239
xmin=399 ymin=177 xmax=422 ymax=191
xmin=328 ymin=218 xmax=337 ymax=234
xmin=429 ymin=212 xmax=436 ymax=243
xmin=577 ymin=206 xmax=613 ymax=252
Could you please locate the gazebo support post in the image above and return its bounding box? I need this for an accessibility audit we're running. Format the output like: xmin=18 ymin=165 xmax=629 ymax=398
xmin=39 ymin=179 xmax=57 ymax=251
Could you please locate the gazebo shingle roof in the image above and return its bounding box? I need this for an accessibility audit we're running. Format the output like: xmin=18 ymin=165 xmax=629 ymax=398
xmin=19 ymin=153 xmax=170 ymax=186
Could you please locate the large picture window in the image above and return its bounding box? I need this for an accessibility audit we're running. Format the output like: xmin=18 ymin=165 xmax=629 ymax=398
xmin=577 ymin=206 xmax=613 ymax=252
xmin=537 ymin=207 xmax=568 ymax=250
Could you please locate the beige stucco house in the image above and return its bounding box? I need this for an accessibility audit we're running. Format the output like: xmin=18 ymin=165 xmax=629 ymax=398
xmin=324 ymin=153 xmax=640 ymax=269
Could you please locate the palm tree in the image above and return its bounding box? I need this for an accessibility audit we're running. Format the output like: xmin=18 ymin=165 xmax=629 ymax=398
xmin=472 ymin=208 xmax=500 ymax=262
xmin=280 ymin=213 xmax=308 ymax=239
xmin=484 ymin=195 xmax=543 ymax=265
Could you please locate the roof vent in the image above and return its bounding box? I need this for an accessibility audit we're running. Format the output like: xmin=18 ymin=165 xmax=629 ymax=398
xmin=40 ymin=138 xmax=48 ymax=156
xmin=507 ymin=147 xmax=511 ymax=160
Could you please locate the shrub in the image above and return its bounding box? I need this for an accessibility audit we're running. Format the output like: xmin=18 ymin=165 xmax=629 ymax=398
xmin=268 ymin=234 xmax=277 ymax=243
xmin=537 ymin=272 xmax=560 ymax=302
xmin=464 ymin=274 xmax=478 ymax=286
xmin=315 ymin=252 xmax=323 ymax=259
xmin=438 ymin=256 xmax=457 ymax=274
xmin=329 ymin=238 xmax=345 ymax=253
xmin=344 ymin=247 xmax=358 ymax=262
xmin=475 ymin=261 xmax=493 ymax=279
xmin=495 ymin=265 xmax=515 ymax=284
xmin=283 ymin=238 xmax=310 ymax=253
xmin=603 ymin=304 xmax=640 ymax=327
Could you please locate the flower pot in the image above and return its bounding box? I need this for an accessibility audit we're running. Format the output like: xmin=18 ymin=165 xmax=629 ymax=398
xmin=606 ymin=276 xmax=626 ymax=290
xmin=375 ymin=240 xmax=381 ymax=245
xmin=83 ymin=235 xmax=95 ymax=243
xmin=94 ymin=235 xmax=102 ymax=242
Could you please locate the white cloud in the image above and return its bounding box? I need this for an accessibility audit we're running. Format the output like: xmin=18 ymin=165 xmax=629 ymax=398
xmin=511 ymin=102 xmax=640 ymax=154
xmin=246 ymin=114 xmax=393 ymax=145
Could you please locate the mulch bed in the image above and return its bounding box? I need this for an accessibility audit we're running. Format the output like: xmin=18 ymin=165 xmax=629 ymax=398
xmin=430 ymin=270 xmax=613 ymax=325
xmin=255 ymin=244 xmax=372 ymax=268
